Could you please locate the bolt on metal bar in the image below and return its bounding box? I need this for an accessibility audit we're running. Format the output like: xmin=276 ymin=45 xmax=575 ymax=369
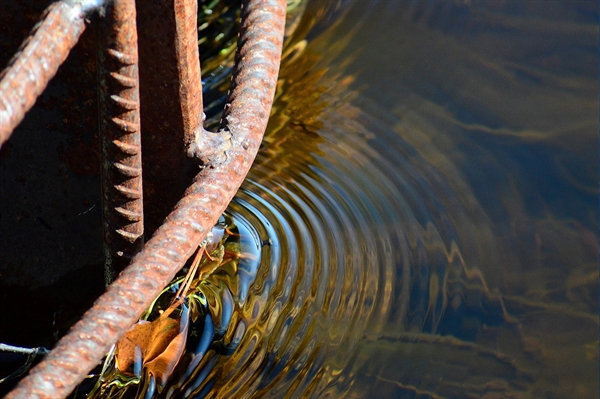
xmin=0 ymin=0 xmax=102 ymax=146
xmin=97 ymin=0 xmax=145 ymax=284
xmin=5 ymin=0 xmax=287 ymax=397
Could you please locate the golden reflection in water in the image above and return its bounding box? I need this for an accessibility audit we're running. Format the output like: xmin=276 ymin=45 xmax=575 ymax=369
xmin=298 ymin=1 xmax=598 ymax=397
xmin=240 ymin=3 xmax=596 ymax=399
xmin=77 ymin=1 xmax=597 ymax=398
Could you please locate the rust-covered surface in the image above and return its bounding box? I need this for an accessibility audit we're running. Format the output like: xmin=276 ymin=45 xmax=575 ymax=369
xmin=97 ymin=0 xmax=145 ymax=282
xmin=135 ymin=0 xmax=199 ymax=235
xmin=4 ymin=0 xmax=287 ymax=397
xmin=0 ymin=1 xmax=96 ymax=146
xmin=175 ymin=0 xmax=204 ymax=149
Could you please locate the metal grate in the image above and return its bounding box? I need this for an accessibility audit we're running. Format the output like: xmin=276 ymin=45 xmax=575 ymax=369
xmin=0 ymin=0 xmax=286 ymax=397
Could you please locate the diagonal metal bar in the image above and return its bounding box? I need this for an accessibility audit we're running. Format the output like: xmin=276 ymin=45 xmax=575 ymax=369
xmin=0 ymin=0 xmax=102 ymax=146
xmin=97 ymin=0 xmax=145 ymax=284
xmin=5 ymin=0 xmax=287 ymax=397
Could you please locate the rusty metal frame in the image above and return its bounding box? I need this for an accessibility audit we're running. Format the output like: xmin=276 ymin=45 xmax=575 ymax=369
xmin=0 ymin=0 xmax=96 ymax=144
xmin=2 ymin=0 xmax=286 ymax=397
xmin=97 ymin=0 xmax=145 ymax=283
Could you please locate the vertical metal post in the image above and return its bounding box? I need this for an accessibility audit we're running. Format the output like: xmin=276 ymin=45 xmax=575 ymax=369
xmin=97 ymin=0 xmax=144 ymax=283
xmin=174 ymin=0 xmax=204 ymax=147
xmin=136 ymin=0 xmax=197 ymax=235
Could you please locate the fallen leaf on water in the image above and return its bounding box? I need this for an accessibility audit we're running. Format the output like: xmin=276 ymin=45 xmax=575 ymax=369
xmin=115 ymin=312 xmax=183 ymax=379
xmin=115 ymin=320 xmax=152 ymax=373
xmin=145 ymin=316 xmax=189 ymax=387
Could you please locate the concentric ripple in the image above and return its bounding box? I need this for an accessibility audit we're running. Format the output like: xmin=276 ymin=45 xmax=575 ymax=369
xmin=182 ymin=1 xmax=598 ymax=397
xmin=73 ymin=1 xmax=596 ymax=398
xmin=183 ymin=75 xmax=505 ymax=399
xmin=184 ymin=133 xmax=395 ymax=397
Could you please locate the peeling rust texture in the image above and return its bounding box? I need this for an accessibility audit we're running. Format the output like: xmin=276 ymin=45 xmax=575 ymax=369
xmin=175 ymin=0 xmax=204 ymax=148
xmin=0 ymin=1 xmax=89 ymax=146
xmin=97 ymin=0 xmax=145 ymax=283
xmin=5 ymin=0 xmax=287 ymax=397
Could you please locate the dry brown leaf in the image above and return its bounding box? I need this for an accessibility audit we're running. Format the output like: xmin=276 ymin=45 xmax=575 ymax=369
xmin=145 ymin=319 xmax=189 ymax=387
xmin=144 ymin=316 xmax=180 ymax=364
xmin=115 ymin=321 xmax=152 ymax=373
xmin=115 ymin=312 xmax=180 ymax=374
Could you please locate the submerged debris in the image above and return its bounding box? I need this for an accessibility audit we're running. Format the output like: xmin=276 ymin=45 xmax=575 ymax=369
xmin=77 ymin=216 xmax=248 ymax=399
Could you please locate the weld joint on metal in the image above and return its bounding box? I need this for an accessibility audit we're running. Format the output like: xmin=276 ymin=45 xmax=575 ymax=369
xmin=65 ymin=0 xmax=105 ymax=15
xmin=186 ymin=115 xmax=233 ymax=166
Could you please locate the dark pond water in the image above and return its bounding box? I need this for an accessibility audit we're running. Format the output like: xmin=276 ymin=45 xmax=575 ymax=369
xmin=199 ymin=0 xmax=598 ymax=397
xmin=1 ymin=0 xmax=598 ymax=398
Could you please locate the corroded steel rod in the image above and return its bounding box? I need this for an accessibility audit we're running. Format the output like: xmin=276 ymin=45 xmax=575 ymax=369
xmin=6 ymin=0 xmax=287 ymax=397
xmin=174 ymin=0 xmax=204 ymax=149
xmin=97 ymin=0 xmax=144 ymax=284
xmin=0 ymin=0 xmax=101 ymax=146
xmin=136 ymin=0 xmax=200 ymax=235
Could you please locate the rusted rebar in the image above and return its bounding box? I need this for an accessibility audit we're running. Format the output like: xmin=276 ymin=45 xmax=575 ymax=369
xmin=0 ymin=0 xmax=101 ymax=146
xmin=6 ymin=0 xmax=287 ymax=397
xmin=174 ymin=0 xmax=233 ymax=168
xmin=136 ymin=0 xmax=200 ymax=235
xmin=174 ymin=0 xmax=204 ymax=148
xmin=97 ymin=0 xmax=144 ymax=284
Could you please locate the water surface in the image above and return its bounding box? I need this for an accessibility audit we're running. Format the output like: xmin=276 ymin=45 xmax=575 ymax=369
xmin=200 ymin=1 xmax=598 ymax=398
xmin=3 ymin=0 xmax=596 ymax=398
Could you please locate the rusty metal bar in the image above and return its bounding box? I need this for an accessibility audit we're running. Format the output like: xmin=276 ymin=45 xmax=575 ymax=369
xmin=136 ymin=0 xmax=198 ymax=235
xmin=97 ymin=0 xmax=145 ymax=284
xmin=0 ymin=0 xmax=101 ymax=146
xmin=174 ymin=0 xmax=204 ymax=150
xmin=6 ymin=0 xmax=287 ymax=397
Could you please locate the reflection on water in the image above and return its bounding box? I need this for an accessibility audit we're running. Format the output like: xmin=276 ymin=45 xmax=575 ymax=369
xmin=78 ymin=0 xmax=598 ymax=398
xmin=214 ymin=1 xmax=596 ymax=397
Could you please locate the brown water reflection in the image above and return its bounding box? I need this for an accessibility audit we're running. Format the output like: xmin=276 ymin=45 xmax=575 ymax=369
xmin=219 ymin=0 xmax=598 ymax=397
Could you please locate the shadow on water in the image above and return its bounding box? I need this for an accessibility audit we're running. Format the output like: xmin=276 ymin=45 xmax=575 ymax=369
xmin=0 ymin=0 xmax=597 ymax=398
